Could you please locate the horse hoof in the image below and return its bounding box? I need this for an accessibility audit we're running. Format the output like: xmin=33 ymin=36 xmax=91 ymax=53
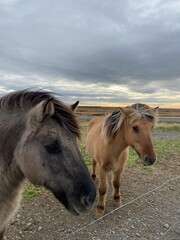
xmin=96 ymin=205 xmax=105 ymax=217
xmin=114 ymin=196 xmax=122 ymax=206
xmin=95 ymin=210 xmax=104 ymax=217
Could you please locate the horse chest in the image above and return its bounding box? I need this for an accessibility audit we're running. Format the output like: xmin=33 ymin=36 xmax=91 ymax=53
xmin=101 ymin=155 xmax=120 ymax=171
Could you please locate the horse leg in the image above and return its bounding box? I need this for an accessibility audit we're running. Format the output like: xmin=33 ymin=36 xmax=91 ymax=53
xmin=113 ymin=149 xmax=129 ymax=206
xmin=91 ymin=159 xmax=97 ymax=180
xmin=96 ymin=167 xmax=107 ymax=217
xmin=112 ymin=168 xmax=122 ymax=206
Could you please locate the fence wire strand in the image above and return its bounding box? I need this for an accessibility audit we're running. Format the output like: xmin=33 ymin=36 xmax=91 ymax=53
xmin=158 ymin=220 xmax=180 ymax=239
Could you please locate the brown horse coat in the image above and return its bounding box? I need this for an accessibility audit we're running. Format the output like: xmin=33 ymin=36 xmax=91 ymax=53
xmin=86 ymin=103 xmax=158 ymax=216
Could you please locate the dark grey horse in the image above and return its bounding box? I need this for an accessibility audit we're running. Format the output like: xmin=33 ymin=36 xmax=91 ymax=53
xmin=0 ymin=90 xmax=96 ymax=239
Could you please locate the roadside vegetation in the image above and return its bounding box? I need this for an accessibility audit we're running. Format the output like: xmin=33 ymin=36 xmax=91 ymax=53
xmin=155 ymin=122 xmax=180 ymax=132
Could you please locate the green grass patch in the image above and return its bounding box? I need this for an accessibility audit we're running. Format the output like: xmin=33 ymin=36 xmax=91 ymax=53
xmin=23 ymin=183 xmax=45 ymax=200
xmin=79 ymin=143 xmax=91 ymax=169
xmin=154 ymin=137 xmax=180 ymax=157
xmin=128 ymin=148 xmax=139 ymax=165
xmin=155 ymin=122 xmax=180 ymax=132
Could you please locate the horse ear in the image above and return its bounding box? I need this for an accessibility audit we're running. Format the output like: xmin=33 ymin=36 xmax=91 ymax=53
xmin=42 ymin=98 xmax=54 ymax=122
xmin=71 ymin=101 xmax=79 ymax=112
xmin=154 ymin=106 xmax=159 ymax=112
xmin=119 ymin=107 xmax=130 ymax=115
xmin=29 ymin=98 xmax=54 ymax=126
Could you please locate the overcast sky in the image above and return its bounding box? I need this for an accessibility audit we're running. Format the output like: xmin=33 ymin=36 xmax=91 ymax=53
xmin=0 ymin=0 xmax=180 ymax=107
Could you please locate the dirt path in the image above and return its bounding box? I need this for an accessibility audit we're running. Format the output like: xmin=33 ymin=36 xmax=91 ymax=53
xmin=6 ymin=144 xmax=180 ymax=240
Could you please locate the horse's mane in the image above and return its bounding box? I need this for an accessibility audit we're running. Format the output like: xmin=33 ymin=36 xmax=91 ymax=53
xmin=129 ymin=103 xmax=158 ymax=124
xmin=103 ymin=103 xmax=158 ymax=138
xmin=0 ymin=90 xmax=80 ymax=138
xmin=103 ymin=110 xmax=125 ymax=138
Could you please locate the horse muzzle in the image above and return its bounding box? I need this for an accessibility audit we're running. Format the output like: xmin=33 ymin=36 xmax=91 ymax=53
xmin=143 ymin=155 xmax=156 ymax=166
xmin=53 ymin=184 xmax=96 ymax=216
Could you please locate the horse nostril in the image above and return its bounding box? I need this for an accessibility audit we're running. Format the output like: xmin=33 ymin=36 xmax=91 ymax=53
xmin=81 ymin=196 xmax=91 ymax=209
xmin=144 ymin=156 xmax=155 ymax=166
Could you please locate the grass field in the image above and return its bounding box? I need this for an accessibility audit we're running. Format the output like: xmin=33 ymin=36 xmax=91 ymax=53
xmin=155 ymin=122 xmax=180 ymax=131
xmin=23 ymin=120 xmax=180 ymax=199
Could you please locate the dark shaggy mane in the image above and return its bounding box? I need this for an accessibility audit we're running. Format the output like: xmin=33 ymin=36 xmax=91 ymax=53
xmin=0 ymin=90 xmax=80 ymax=138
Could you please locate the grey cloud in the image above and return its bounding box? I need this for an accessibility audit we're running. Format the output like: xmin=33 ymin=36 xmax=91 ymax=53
xmin=0 ymin=0 xmax=180 ymax=104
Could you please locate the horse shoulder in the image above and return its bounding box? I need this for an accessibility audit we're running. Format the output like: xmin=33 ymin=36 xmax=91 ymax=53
xmin=86 ymin=118 xmax=104 ymax=159
xmin=87 ymin=118 xmax=103 ymax=146
xmin=87 ymin=117 xmax=102 ymax=133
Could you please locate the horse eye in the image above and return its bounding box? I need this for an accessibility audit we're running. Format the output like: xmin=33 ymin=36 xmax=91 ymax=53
xmin=132 ymin=126 xmax=139 ymax=133
xmin=45 ymin=141 xmax=61 ymax=154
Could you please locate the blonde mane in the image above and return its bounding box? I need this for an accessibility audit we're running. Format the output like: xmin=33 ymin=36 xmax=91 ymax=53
xmin=130 ymin=103 xmax=158 ymax=124
xmin=103 ymin=103 xmax=158 ymax=138
xmin=103 ymin=109 xmax=125 ymax=137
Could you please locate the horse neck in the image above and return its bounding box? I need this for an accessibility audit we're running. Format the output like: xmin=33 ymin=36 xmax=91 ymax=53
xmin=0 ymin=112 xmax=25 ymax=185
xmin=107 ymin=125 xmax=128 ymax=157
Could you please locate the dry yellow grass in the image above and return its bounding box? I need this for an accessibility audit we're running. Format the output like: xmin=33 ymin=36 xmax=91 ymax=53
xmin=77 ymin=106 xmax=180 ymax=118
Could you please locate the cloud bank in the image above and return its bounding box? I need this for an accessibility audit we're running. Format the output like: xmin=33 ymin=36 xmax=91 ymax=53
xmin=0 ymin=0 xmax=179 ymax=106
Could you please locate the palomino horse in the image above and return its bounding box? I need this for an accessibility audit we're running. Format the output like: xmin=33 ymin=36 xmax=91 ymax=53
xmin=0 ymin=90 xmax=96 ymax=240
xmin=86 ymin=103 xmax=158 ymax=216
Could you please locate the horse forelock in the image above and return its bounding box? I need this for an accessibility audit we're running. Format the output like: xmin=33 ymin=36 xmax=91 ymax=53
xmin=103 ymin=109 xmax=125 ymax=138
xmin=0 ymin=90 xmax=80 ymax=139
xmin=102 ymin=103 xmax=158 ymax=138
xmin=129 ymin=103 xmax=158 ymax=125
